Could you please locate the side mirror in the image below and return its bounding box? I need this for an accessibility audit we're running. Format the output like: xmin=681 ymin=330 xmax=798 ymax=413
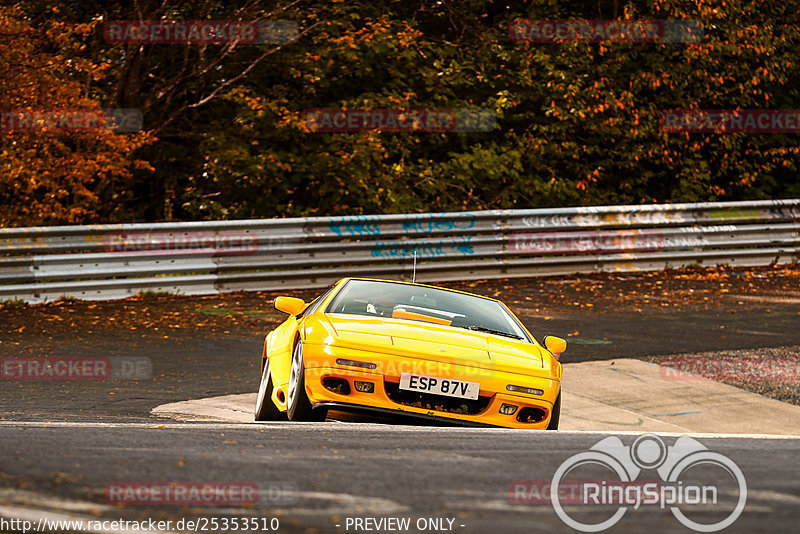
xmin=543 ymin=335 xmax=567 ymax=360
xmin=275 ymin=296 xmax=307 ymax=316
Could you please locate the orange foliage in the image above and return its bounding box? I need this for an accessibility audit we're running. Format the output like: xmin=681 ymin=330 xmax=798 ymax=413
xmin=0 ymin=5 xmax=153 ymax=227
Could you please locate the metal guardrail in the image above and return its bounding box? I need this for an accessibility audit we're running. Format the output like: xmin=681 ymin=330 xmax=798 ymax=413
xmin=0 ymin=199 xmax=798 ymax=303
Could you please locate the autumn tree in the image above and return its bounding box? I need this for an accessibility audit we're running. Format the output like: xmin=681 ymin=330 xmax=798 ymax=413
xmin=3 ymin=0 xmax=799 ymax=225
xmin=180 ymin=0 xmax=800 ymax=218
xmin=0 ymin=5 xmax=153 ymax=226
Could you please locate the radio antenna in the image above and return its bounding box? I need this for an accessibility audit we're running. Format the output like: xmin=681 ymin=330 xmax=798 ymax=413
xmin=412 ymin=250 xmax=417 ymax=283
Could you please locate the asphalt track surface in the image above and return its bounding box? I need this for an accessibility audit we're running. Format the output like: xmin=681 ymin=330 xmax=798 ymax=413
xmin=4 ymin=305 xmax=800 ymax=422
xmin=0 ymin=422 xmax=799 ymax=534
xmin=2 ymin=293 xmax=800 ymax=533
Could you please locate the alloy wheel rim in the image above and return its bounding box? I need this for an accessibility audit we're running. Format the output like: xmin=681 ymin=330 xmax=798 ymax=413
xmin=256 ymin=362 xmax=269 ymax=411
xmin=288 ymin=346 xmax=301 ymax=405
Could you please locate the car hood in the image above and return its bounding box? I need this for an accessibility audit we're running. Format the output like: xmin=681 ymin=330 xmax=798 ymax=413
xmin=308 ymin=313 xmax=547 ymax=375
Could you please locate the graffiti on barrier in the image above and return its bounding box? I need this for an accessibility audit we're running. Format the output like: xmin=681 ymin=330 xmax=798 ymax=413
xmin=401 ymin=213 xmax=477 ymax=234
xmin=328 ymin=216 xmax=382 ymax=237
xmin=371 ymin=237 xmax=475 ymax=258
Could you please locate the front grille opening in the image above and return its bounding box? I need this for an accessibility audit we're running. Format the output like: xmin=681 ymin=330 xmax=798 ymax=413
xmin=322 ymin=377 xmax=351 ymax=395
xmin=384 ymin=381 xmax=491 ymax=415
xmin=516 ymin=407 xmax=547 ymax=424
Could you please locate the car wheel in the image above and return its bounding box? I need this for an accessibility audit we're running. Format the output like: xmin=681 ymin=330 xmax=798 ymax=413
xmin=546 ymin=392 xmax=561 ymax=430
xmin=254 ymin=358 xmax=283 ymax=421
xmin=287 ymin=341 xmax=327 ymax=422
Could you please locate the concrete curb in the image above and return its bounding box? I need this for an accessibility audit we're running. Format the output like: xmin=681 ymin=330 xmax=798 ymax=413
xmin=151 ymin=359 xmax=800 ymax=435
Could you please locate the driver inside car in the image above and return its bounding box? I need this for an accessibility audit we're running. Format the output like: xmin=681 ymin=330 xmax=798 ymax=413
xmin=365 ymin=296 xmax=397 ymax=316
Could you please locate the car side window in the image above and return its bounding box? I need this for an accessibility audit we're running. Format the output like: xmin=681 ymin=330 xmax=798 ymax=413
xmin=297 ymin=285 xmax=335 ymax=318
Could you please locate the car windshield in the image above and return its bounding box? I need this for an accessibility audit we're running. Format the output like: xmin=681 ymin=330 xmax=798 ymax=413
xmin=325 ymin=279 xmax=530 ymax=341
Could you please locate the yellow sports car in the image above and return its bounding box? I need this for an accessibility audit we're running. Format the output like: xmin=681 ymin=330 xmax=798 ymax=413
xmin=254 ymin=278 xmax=566 ymax=429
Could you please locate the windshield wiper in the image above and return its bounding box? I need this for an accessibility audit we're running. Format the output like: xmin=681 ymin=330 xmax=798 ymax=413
xmin=463 ymin=325 xmax=523 ymax=340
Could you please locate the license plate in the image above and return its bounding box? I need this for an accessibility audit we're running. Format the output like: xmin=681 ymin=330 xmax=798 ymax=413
xmin=399 ymin=372 xmax=480 ymax=400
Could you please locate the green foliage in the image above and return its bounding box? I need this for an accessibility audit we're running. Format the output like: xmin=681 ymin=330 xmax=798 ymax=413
xmin=1 ymin=298 xmax=28 ymax=308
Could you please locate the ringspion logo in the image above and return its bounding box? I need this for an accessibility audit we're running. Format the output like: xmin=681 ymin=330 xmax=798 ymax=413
xmin=548 ymin=434 xmax=746 ymax=532
xmin=510 ymin=480 xmax=663 ymax=505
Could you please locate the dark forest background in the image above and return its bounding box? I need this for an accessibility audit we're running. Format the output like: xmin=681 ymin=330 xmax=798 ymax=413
xmin=1 ymin=0 xmax=799 ymax=227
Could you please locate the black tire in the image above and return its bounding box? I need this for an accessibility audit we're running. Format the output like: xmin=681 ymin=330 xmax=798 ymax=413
xmin=254 ymin=358 xmax=283 ymax=421
xmin=286 ymin=342 xmax=327 ymax=422
xmin=546 ymin=392 xmax=561 ymax=430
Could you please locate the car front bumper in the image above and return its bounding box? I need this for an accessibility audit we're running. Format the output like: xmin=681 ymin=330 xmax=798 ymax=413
xmin=292 ymin=342 xmax=560 ymax=430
